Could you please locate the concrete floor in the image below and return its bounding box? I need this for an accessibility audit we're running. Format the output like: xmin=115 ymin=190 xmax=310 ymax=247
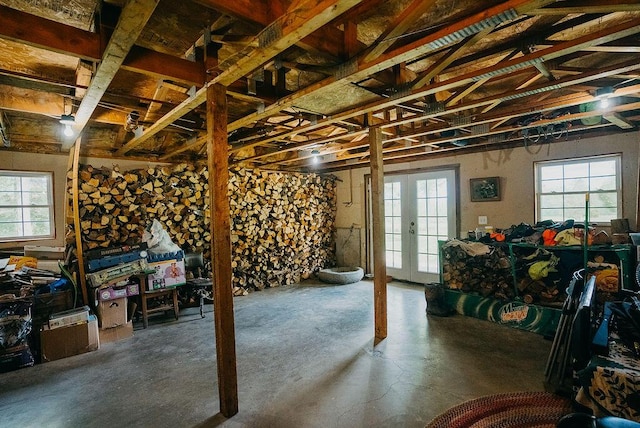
xmin=1 ymin=280 xmax=552 ymax=428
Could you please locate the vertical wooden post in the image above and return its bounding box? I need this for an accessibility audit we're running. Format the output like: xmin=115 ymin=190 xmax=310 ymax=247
xmin=70 ymin=138 xmax=89 ymax=306
xmin=369 ymin=124 xmax=387 ymax=343
xmin=206 ymin=83 xmax=239 ymax=417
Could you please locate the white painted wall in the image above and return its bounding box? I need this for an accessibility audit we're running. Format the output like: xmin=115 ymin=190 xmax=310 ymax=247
xmin=333 ymin=132 xmax=640 ymax=269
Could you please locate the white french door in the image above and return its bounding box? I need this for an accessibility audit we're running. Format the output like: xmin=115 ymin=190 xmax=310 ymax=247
xmin=383 ymin=170 xmax=457 ymax=283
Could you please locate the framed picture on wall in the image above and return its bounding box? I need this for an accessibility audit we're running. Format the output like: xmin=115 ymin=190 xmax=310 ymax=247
xmin=470 ymin=177 xmax=500 ymax=202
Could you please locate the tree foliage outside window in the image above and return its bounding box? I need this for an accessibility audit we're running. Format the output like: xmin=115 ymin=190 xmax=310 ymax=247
xmin=0 ymin=171 xmax=55 ymax=241
xmin=535 ymin=155 xmax=621 ymax=224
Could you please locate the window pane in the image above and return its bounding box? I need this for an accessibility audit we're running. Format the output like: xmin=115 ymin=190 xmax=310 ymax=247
xmin=540 ymin=165 xmax=563 ymax=179
xmin=0 ymin=171 xmax=54 ymax=241
xmin=0 ymin=176 xmax=20 ymax=191
xmin=392 ymin=182 xmax=401 ymax=199
xmin=590 ymin=192 xmax=617 ymax=208
xmin=590 ymin=160 xmax=616 ymax=176
xmin=0 ymin=222 xmax=22 ymax=238
xmin=540 ymin=194 xmax=563 ymax=208
xmin=590 ymin=176 xmax=616 ymax=191
xmin=384 ymin=183 xmax=393 ymax=199
xmin=436 ymin=179 xmax=447 ymax=197
xmin=438 ymin=217 xmax=448 ymax=236
xmin=0 ymin=192 xmax=21 ymax=206
xmin=564 ymin=163 xmax=588 ymax=178
xmin=426 ymin=180 xmax=437 ymax=198
xmin=536 ymin=155 xmax=621 ymax=224
xmin=416 ymin=180 xmax=426 ymax=198
xmin=24 ymin=221 xmax=50 ymax=236
xmin=590 ymin=207 xmax=618 ymax=223
xmin=392 ymin=217 xmax=402 ymax=234
xmin=564 ymin=193 xmax=587 ymax=208
xmin=540 ymin=179 xmax=563 ymax=193
xmin=564 ymin=178 xmax=588 ymax=192
xmin=392 ymin=200 xmax=401 ymax=217
xmin=0 ymin=207 xmax=22 ymax=222
xmin=23 ymin=191 xmax=49 ymax=205
xmin=540 ymin=208 xmax=563 ymax=220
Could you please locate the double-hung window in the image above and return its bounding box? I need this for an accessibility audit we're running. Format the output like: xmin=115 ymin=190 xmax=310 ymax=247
xmin=0 ymin=171 xmax=55 ymax=241
xmin=535 ymin=154 xmax=621 ymax=224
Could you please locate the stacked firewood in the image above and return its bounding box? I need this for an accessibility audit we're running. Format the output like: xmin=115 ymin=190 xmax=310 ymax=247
xmin=441 ymin=242 xmax=515 ymax=300
xmin=229 ymin=169 xmax=336 ymax=290
xmin=441 ymin=241 xmax=567 ymax=305
xmin=66 ymin=164 xmax=337 ymax=293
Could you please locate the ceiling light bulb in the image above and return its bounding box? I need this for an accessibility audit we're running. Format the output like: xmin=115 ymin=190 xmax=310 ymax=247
xmin=63 ymin=124 xmax=73 ymax=137
xmin=311 ymin=155 xmax=319 ymax=165
xmin=599 ymin=98 xmax=610 ymax=109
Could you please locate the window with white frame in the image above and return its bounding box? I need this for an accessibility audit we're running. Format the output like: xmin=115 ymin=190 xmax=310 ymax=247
xmin=535 ymin=155 xmax=621 ymax=224
xmin=0 ymin=171 xmax=55 ymax=241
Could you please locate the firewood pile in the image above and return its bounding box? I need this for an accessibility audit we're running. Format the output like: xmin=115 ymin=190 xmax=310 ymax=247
xmin=441 ymin=240 xmax=567 ymax=306
xmin=66 ymin=164 xmax=337 ymax=293
xmin=441 ymin=241 xmax=514 ymax=300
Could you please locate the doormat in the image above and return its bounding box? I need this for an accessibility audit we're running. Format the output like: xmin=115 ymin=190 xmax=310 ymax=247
xmin=426 ymin=391 xmax=572 ymax=428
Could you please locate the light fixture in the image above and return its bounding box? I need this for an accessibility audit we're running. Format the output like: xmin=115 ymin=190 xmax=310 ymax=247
xmin=595 ymin=86 xmax=615 ymax=109
xmin=59 ymin=114 xmax=75 ymax=137
xmin=311 ymin=149 xmax=320 ymax=164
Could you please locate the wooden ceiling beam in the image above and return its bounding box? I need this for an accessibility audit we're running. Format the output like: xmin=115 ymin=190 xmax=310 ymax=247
xmin=0 ymin=4 xmax=102 ymax=61
xmin=64 ymin=0 xmax=160 ymax=149
xmin=363 ymin=0 xmax=438 ymax=63
xmin=603 ymin=112 xmax=635 ymax=129
xmin=258 ymin=62 xmax=640 ymax=166
xmin=194 ymin=0 xmax=364 ymax=60
xmin=228 ymin=0 xmax=556 ymax=134
xmin=121 ymin=46 xmax=206 ymax=87
xmin=0 ymin=84 xmax=65 ymax=117
xmin=231 ymin=16 xmax=640 ymax=154
xmin=0 ymin=5 xmax=208 ymax=88
xmin=528 ymin=0 xmax=640 ymax=14
xmin=412 ymin=26 xmax=494 ymax=89
xmin=116 ymin=0 xmax=365 ymax=156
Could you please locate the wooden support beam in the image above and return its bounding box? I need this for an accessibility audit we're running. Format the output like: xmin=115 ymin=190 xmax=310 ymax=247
xmin=228 ymin=0 xmax=555 ymax=134
xmin=195 ymin=0 xmax=364 ymax=60
xmin=603 ymin=112 xmax=635 ymax=129
xmin=0 ymin=5 xmax=206 ymax=88
xmin=116 ymin=0 xmax=364 ymax=156
xmin=64 ymin=0 xmax=159 ymax=149
xmin=207 ymin=83 xmax=238 ymax=417
xmin=363 ymin=0 xmax=438 ymax=63
xmin=0 ymin=4 xmax=101 ymax=60
xmin=232 ymin=15 xmax=640 ymax=154
xmin=0 ymin=84 xmax=65 ymax=116
xmin=529 ymin=0 xmax=640 ymax=14
xmin=412 ymin=26 xmax=494 ymax=89
xmin=71 ymin=138 xmax=89 ymax=306
xmin=369 ymin=123 xmax=387 ymax=343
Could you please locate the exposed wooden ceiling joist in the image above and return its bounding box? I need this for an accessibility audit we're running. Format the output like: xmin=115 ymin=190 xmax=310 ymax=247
xmin=115 ymin=0 xmax=366 ymax=156
xmin=64 ymin=0 xmax=160 ymax=149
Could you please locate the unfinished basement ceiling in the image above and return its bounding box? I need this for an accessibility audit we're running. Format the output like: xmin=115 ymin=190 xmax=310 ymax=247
xmin=0 ymin=0 xmax=640 ymax=172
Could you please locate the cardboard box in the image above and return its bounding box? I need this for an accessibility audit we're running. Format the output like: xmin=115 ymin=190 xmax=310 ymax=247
xmin=40 ymin=317 xmax=99 ymax=362
xmin=48 ymin=306 xmax=90 ymax=329
xmin=99 ymin=320 xmax=133 ymax=344
xmin=146 ymin=259 xmax=186 ymax=291
xmin=97 ymin=286 xmax=128 ymax=301
xmin=97 ymin=297 xmax=128 ymax=329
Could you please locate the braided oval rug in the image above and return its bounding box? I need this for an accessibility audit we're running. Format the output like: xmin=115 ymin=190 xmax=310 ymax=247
xmin=426 ymin=391 xmax=573 ymax=428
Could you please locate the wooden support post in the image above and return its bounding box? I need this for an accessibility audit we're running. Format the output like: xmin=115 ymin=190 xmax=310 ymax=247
xmin=369 ymin=124 xmax=387 ymax=343
xmin=70 ymin=138 xmax=89 ymax=306
xmin=206 ymin=83 xmax=239 ymax=417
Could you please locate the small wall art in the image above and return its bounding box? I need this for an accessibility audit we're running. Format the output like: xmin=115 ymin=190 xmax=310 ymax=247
xmin=470 ymin=177 xmax=500 ymax=202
